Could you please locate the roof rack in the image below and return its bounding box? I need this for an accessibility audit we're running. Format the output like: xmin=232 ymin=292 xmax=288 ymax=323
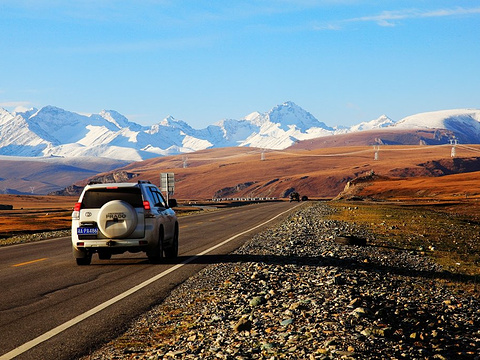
xmin=137 ymin=180 xmax=152 ymax=184
xmin=88 ymin=181 xmax=103 ymax=185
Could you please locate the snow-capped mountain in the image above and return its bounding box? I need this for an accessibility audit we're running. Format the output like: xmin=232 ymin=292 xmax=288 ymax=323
xmin=394 ymin=109 xmax=480 ymax=143
xmin=238 ymin=101 xmax=335 ymax=149
xmin=349 ymin=115 xmax=395 ymax=132
xmin=0 ymin=103 xmax=479 ymax=161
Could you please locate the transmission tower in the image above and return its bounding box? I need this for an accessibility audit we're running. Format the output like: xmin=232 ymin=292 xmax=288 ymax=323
xmin=374 ymin=145 xmax=380 ymax=160
xmin=450 ymin=139 xmax=458 ymax=157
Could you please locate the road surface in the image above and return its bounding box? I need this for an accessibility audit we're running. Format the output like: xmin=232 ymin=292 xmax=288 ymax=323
xmin=0 ymin=201 xmax=301 ymax=360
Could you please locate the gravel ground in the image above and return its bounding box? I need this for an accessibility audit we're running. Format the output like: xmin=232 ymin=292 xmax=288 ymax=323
xmin=0 ymin=229 xmax=71 ymax=246
xmin=83 ymin=202 xmax=480 ymax=360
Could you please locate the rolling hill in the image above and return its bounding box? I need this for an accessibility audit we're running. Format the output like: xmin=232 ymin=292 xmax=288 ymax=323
xmin=59 ymin=142 xmax=480 ymax=200
xmin=0 ymin=156 xmax=129 ymax=195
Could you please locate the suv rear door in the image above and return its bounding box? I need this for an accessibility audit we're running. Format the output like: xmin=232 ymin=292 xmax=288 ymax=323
xmin=80 ymin=186 xmax=146 ymax=239
xmin=147 ymin=186 xmax=175 ymax=239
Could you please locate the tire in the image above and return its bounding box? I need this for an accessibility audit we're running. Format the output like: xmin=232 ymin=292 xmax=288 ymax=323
xmin=98 ymin=251 xmax=112 ymax=260
xmin=148 ymin=229 xmax=164 ymax=264
xmin=76 ymin=254 xmax=92 ymax=265
xmin=164 ymin=223 xmax=179 ymax=259
xmin=73 ymin=247 xmax=92 ymax=265
xmin=97 ymin=200 xmax=138 ymax=239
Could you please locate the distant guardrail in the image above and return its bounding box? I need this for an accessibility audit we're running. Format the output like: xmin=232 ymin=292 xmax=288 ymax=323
xmin=212 ymin=197 xmax=278 ymax=202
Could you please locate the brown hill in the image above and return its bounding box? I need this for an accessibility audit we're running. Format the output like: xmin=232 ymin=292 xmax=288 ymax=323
xmin=290 ymin=128 xmax=454 ymax=150
xmin=336 ymin=171 xmax=480 ymax=201
xmin=0 ymin=157 xmax=128 ymax=195
xmin=69 ymin=143 xmax=480 ymax=200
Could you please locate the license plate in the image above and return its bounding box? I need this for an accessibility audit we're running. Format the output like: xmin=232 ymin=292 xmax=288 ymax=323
xmin=77 ymin=227 xmax=98 ymax=235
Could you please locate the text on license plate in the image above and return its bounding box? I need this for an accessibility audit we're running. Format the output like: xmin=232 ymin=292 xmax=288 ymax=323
xmin=77 ymin=227 xmax=98 ymax=235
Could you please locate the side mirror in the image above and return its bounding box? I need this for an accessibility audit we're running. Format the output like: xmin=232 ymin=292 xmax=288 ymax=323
xmin=168 ymin=199 xmax=178 ymax=208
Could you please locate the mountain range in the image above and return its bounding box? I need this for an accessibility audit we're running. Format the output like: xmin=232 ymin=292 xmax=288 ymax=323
xmin=1 ymin=102 xmax=480 ymax=161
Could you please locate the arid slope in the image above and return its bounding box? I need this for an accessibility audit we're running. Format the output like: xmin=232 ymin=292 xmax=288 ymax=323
xmin=76 ymin=144 xmax=480 ymax=200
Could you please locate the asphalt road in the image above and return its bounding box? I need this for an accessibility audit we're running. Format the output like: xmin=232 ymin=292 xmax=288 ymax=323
xmin=0 ymin=201 xmax=301 ymax=360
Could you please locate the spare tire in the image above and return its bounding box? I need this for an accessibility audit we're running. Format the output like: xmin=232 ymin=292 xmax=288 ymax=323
xmin=97 ymin=200 xmax=138 ymax=238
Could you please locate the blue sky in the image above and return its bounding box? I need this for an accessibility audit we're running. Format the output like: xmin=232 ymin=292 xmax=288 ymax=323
xmin=0 ymin=0 xmax=479 ymax=128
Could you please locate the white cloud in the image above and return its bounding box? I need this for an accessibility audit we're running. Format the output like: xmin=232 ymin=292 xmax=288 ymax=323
xmin=316 ymin=6 xmax=480 ymax=29
xmin=353 ymin=7 xmax=480 ymax=25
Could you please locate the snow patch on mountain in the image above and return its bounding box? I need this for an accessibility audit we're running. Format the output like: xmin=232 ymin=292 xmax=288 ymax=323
xmin=395 ymin=109 xmax=480 ymax=129
xmin=394 ymin=109 xmax=480 ymax=143
xmin=1 ymin=103 xmax=480 ymax=161
xmin=350 ymin=115 xmax=394 ymax=132
xmin=238 ymin=102 xmax=335 ymax=149
xmin=99 ymin=110 xmax=143 ymax=131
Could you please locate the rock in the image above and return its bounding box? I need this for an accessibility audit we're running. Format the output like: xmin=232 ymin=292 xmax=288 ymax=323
xmin=280 ymin=318 xmax=294 ymax=326
xmin=249 ymin=296 xmax=266 ymax=307
xmin=233 ymin=316 xmax=252 ymax=332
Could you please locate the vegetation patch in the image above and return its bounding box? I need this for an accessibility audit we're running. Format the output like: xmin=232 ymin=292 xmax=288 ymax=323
xmin=328 ymin=200 xmax=480 ymax=294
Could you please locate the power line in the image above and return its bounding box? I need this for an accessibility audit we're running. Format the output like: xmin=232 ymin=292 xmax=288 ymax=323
xmin=171 ymin=143 xmax=480 ymax=164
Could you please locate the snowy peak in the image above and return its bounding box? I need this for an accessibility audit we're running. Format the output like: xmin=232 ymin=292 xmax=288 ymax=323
xmin=267 ymin=101 xmax=333 ymax=131
xmin=350 ymin=115 xmax=395 ymax=132
xmin=99 ymin=110 xmax=142 ymax=131
xmin=0 ymin=108 xmax=14 ymax=123
xmin=242 ymin=111 xmax=264 ymax=126
xmin=158 ymin=116 xmax=192 ymax=131
xmin=1 ymin=104 xmax=480 ymax=161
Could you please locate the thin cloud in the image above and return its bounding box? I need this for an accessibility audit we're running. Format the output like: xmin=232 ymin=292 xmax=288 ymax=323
xmin=317 ymin=6 xmax=480 ymax=29
xmin=352 ymin=7 xmax=480 ymax=26
xmin=0 ymin=101 xmax=32 ymax=108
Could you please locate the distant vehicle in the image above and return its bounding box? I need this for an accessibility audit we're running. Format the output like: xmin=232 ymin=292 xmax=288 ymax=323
xmin=289 ymin=192 xmax=300 ymax=202
xmin=71 ymin=181 xmax=178 ymax=265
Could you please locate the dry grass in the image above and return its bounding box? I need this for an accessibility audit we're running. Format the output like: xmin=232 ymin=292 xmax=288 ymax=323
xmin=0 ymin=195 xmax=77 ymax=238
xmin=329 ymin=200 xmax=480 ymax=294
xmin=0 ymin=195 xmax=213 ymax=243
xmin=357 ymin=172 xmax=480 ymax=201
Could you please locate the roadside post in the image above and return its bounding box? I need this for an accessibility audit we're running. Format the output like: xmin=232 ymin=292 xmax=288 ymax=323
xmin=160 ymin=172 xmax=175 ymax=203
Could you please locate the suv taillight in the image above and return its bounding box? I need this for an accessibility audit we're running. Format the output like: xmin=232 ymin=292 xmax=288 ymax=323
xmin=143 ymin=200 xmax=156 ymax=218
xmin=143 ymin=201 xmax=151 ymax=210
xmin=72 ymin=202 xmax=81 ymax=220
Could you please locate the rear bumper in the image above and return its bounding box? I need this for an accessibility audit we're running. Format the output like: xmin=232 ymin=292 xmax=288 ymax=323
xmin=74 ymin=238 xmax=149 ymax=249
xmin=71 ymin=221 xmax=156 ymax=252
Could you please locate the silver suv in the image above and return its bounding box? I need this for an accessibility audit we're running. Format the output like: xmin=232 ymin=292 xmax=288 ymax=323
xmin=71 ymin=181 xmax=178 ymax=265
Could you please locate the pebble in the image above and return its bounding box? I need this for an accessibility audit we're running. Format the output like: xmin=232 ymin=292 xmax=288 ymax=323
xmin=82 ymin=202 xmax=480 ymax=360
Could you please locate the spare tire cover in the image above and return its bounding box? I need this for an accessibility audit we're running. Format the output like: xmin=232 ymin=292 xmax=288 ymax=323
xmin=98 ymin=200 xmax=138 ymax=238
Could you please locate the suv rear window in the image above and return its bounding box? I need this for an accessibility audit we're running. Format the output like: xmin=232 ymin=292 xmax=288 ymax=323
xmin=81 ymin=187 xmax=143 ymax=209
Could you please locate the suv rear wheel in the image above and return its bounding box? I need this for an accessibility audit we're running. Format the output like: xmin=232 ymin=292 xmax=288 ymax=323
xmin=148 ymin=229 xmax=164 ymax=264
xmin=164 ymin=223 xmax=179 ymax=259
xmin=76 ymin=253 xmax=92 ymax=265
xmin=98 ymin=251 xmax=112 ymax=260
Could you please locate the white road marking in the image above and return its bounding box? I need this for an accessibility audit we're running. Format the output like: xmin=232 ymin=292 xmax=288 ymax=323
xmin=0 ymin=203 xmax=301 ymax=360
